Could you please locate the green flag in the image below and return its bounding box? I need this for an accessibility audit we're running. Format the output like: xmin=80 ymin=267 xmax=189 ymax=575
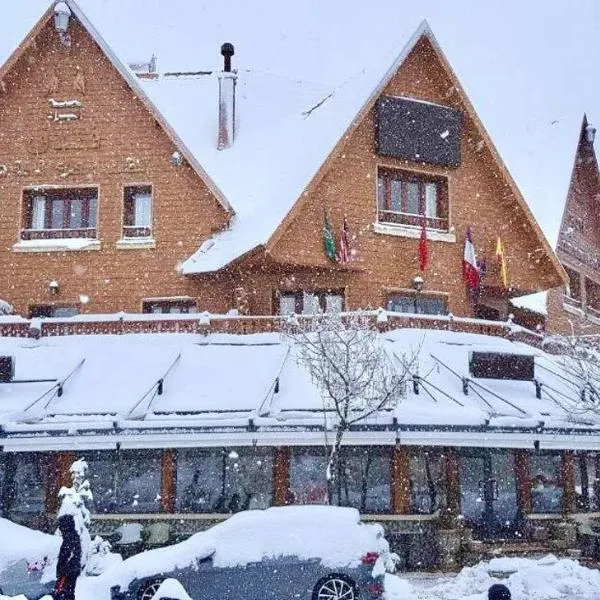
xmin=323 ymin=210 xmax=337 ymax=262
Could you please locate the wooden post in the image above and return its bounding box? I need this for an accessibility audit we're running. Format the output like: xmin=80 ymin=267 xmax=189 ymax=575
xmin=514 ymin=449 xmax=532 ymax=515
xmin=561 ymin=450 xmax=576 ymax=515
xmin=160 ymin=449 xmax=176 ymax=513
xmin=445 ymin=447 xmax=461 ymax=515
xmin=46 ymin=451 xmax=77 ymax=514
xmin=391 ymin=445 xmax=410 ymax=513
xmin=273 ymin=447 xmax=290 ymax=505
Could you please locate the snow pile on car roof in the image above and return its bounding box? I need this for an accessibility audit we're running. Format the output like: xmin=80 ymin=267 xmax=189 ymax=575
xmin=105 ymin=506 xmax=387 ymax=589
xmin=0 ymin=518 xmax=60 ymax=573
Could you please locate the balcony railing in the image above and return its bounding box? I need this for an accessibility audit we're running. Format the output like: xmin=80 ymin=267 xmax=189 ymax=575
xmin=377 ymin=210 xmax=448 ymax=231
xmin=122 ymin=226 xmax=152 ymax=238
xmin=21 ymin=228 xmax=97 ymax=240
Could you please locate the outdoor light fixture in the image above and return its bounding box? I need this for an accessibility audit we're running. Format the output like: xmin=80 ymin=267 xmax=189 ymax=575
xmin=586 ymin=124 xmax=596 ymax=144
xmin=53 ymin=2 xmax=71 ymax=47
xmin=48 ymin=280 xmax=60 ymax=294
xmin=412 ymin=275 xmax=424 ymax=292
xmin=170 ymin=151 xmax=183 ymax=167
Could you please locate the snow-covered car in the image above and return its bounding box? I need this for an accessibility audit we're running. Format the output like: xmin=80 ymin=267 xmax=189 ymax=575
xmin=0 ymin=518 xmax=60 ymax=600
xmin=106 ymin=506 xmax=390 ymax=600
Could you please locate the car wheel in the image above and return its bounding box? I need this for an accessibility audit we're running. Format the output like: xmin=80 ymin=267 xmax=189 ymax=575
xmin=137 ymin=578 xmax=164 ymax=600
xmin=313 ymin=575 xmax=356 ymax=600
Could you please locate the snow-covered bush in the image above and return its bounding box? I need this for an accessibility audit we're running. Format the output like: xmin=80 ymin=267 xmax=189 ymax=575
xmin=0 ymin=299 xmax=13 ymax=315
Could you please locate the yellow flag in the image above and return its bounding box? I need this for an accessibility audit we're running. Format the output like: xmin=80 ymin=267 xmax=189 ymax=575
xmin=495 ymin=237 xmax=509 ymax=288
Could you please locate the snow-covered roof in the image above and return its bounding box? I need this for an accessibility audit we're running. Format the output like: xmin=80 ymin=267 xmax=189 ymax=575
xmin=510 ymin=291 xmax=548 ymax=316
xmin=0 ymin=2 xmax=598 ymax=272
xmin=0 ymin=325 xmax=598 ymax=450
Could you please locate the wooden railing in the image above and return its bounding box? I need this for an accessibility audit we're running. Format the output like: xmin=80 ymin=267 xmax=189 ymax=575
xmin=377 ymin=210 xmax=448 ymax=231
xmin=21 ymin=227 xmax=97 ymax=240
xmin=122 ymin=226 xmax=152 ymax=238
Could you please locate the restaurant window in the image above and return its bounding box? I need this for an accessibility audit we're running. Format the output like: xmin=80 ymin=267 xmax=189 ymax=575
xmin=2 ymin=453 xmax=49 ymax=523
xmin=289 ymin=447 xmax=391 ymax=512
xmin=277 ymin=290 xmax=344 ymax=315
xmin=530 ymin=452 xmax=563 ymax=514
xmin=29 ymin=305 xmax=80 ymax=318
xmin=409 ymin=449 xmax=447 ymax=514
xmin=86 ymin=450 xmax=162 ymax=513
xmin=142 ymin=299 xmax=197 ymax=314
xmin=377 ymin=169 xmax=448 ymax=230
xmin=574 ymin=452 xmax=600 ymax=511
xmin=123 ymin=185 xmax=152 ymax=238
xmin=22 ymin=188 xmax=98 ymax=240
xmin=387 ymin=293 xmax=447 ymax=316
xmin=176 ymin=447 xmax=273 ymax=513
xmin=564 ymin=266 xmax=581 ymax=302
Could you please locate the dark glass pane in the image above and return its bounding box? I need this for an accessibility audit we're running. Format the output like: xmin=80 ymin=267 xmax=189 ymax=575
xmin=289 ymin=448 xmax=328 ymax=505
xmin=415 ymin=296 xmax=446 ymax=315
xmin=406 ymin=181 xmax=419 ymax=214
xmin=387 ymin=295 xmax=416 ymax=313
xmin=377 ymin=176 xmax=385 ymax=211
xmin=574 ymin=452 xmax=600 ymax=511
xmin=70 ymin=199 xmax=83 ymax=228
xmin=530 ymin=453 xmax=563 ymax=513
xmin=390 ymin=180 xmax=402 ymax=212
xmin=51 ymin=199 xmax=65 ymax=229
xmin=5 ymin=454 xmax=47 ymax=521
xmin=88 ymin=196 xmax=98 ymax=228
xmin=410 ymin=450 xmax=446 ymax=514
xmin=52 ymin=306 xmax=79 ymax=318
xmin=176 ymin=448 xmax=225 ymax=512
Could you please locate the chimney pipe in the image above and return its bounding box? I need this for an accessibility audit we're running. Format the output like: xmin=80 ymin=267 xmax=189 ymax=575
xmin=218 ymin=42 xmax=236 ymax=150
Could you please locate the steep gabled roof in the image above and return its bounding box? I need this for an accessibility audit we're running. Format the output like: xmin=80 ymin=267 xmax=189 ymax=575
xmin=0 ymin=0 xmax=233 ymax=215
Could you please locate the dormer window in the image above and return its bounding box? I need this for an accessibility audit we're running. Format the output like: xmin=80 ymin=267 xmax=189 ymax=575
xmin=123 ymin=185 xmax=152 ymax=238
xmin=377 ymin=169 xmax=448 ymax=231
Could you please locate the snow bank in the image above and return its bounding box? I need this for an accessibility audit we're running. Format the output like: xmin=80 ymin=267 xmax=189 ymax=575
xmin=0 ymin=518 xmax=60 ymax=573
xmin=103 ymin=506 xmax=387 ymax=590
xmin=152 ymin=579 xmax=192 ymax=600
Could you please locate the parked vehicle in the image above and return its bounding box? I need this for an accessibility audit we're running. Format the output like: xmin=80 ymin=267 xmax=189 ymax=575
xmin=107 ymin=506 xmax=390 ymax=600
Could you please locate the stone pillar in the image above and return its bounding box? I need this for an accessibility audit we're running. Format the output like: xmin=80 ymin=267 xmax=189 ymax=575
xmin=160 ymin=449 xmax=176 ymax=513
xmin=273 ymin=447 xmax=291 ymax=506
xmin=391 ymin=445 xmax=410 ymax=513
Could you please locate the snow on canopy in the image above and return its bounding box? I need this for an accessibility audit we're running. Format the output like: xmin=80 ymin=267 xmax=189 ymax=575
xmin=100 ymin=505 xmax=388 ymax=591
xmin=0 ymin=323 xmax=599 ymax=448
xmin=0 ymin=1 xmax=597 ymax=270
xmin=0 ymin=518 xmax=60 ymax=573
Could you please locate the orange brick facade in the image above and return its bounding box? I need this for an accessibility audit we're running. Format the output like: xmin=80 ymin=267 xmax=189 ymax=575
xmin=0 ymin=18 xmax=563 ymax=318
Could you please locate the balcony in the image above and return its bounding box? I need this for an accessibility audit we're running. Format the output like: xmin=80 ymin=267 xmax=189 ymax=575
xmin=20 ymin=227 xmax=97 ymax=241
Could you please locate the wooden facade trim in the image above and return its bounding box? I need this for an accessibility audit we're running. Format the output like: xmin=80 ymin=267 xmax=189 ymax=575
xmin=273 ymin=446 xmax=291 ymax=506
xmin=561 ymin=450 xmax=576 ymax=514
xmin=514 ymin=449 xmax=532 ymax=515
xmin=160 ymin=449 xmax=176 ymax=513
xmin=391 ymin=445 xmax=410 ymax=514
xmin=444 ymin=447 xmax=461 ymax=515
xmin=46 ymin=451 xmax=77 ymax=514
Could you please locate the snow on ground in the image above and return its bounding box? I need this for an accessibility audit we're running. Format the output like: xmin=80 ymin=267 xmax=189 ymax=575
xmin=384 ymin=555 xmax=600 ymax=600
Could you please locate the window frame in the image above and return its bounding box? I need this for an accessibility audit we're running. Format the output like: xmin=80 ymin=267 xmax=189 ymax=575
xmin=376 ymin=168 xmax=449 ymax=231
xmin=386 ymin=291 xmax=448 ymax=316
xmin=142 ymin=299 xmax=197 ymax=314
xmin=276 ymin=289 xmax=345 ymax=315
xmin=21 ymin=187 xmax=98 ymax=240
xmin=28 ymin=304 xmax=80 ymax=318
xmin=123 ymin=184 xmax=153 ymax=239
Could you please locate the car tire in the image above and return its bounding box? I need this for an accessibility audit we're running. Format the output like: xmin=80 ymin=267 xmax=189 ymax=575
xmin=312 ymin=574 xmax=357 ymax=600
xmin=137 ymin=578 xmax=165 ymax=600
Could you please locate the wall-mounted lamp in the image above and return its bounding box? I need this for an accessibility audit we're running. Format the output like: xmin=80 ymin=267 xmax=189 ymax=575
xmin=586 ymin=124 xmax=596 ymax=144
xmin=53 ymin=2 xmax=72 ymax=47
xmin=170 ymin=151 xmax=183 ymax=167
xmin=412 ymin=275 xmax=424 ymax=292
xmin=48 ymin=280 xmax=60 ymax=295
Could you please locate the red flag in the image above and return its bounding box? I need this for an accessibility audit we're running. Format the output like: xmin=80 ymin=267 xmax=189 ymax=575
xmin=463 ymin=226 xmax=480 ymax=289
xmin=338 ymin=216 xmax=350 ymax=265
xmin=419 ymin=216 xmax=428 ymax=271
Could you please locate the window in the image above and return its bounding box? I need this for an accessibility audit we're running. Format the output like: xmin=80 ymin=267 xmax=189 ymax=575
xmin=176 ymin=447 xmax=273 ymax=513
xmin=288 ymin=447 xmax=391 ymax=512
xmin=22 ymin=188 xmax=97 ymax=240
xmin=86 ymin=450 xmax=162 ymax=514
xmin=142 ymin=299 xmax=197 ymax=314
xmin=409 ymin=449 xmax=446 ymax=514
xmin=123 ymin=185 xmax=152 ymax=238
xmin=564 ymin=267 xmax=581 ymax=301
xmin=387 ymin=293 xmax=447 ymax=315
xmin=377 ymin=169 xmax=448 ymax=230
xmin=277 ymin=290 xmax=344 ymax=315
xmin=2 ymin=453 xmax=49 ymax=523
xmin=29 ymin=305 xmax=79 ymax=318
xmin=574 ymin=452 xmax=599 ymax=511
xmin=530 ymin=452 xmax=563 ymax=514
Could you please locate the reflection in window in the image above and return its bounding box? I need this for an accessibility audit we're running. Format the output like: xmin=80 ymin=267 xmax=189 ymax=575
xmin=289 ymin=447 xmax=391 ymax=512
xmin=176 ymin=447 xmax=273 ymax=513
xmin=409 ymin=449 xmax=446 ymax=514
xmin=86 ymin=450 xmax=162 ymax=513
xmin=3 ymin=453 xmax=48 ymax=521
xmin=387 ymin=293 xmax=447 ymax=316
xmin=575 ymin=452 xmax=599 ymax=511
xmin=530 ymin=453 xmax=563 ymax=513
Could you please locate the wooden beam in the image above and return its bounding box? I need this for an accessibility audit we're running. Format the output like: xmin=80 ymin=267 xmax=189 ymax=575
xmin=561 ymin=450 xmax=576 ymax=514
xmin=46 ymin=451 xmax=77 ymax=514
xmin=391 ymin=445 xmax=410 ymax=513
xmin=445 ymin=447 xmax=461 ymax=515
xmin=514 ymin=449 xmax=532 ymax=515
xmin=273 ymin=447 xmax=290 ymax=506
xmin=160 ymin=449 xmax=176 ymax=513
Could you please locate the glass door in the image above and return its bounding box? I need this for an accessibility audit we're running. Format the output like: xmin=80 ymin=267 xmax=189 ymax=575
xmin=459 ymin=450 xmax=519 ymax=539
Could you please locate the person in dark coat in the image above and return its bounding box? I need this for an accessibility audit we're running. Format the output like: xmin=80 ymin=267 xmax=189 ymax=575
xmin=488 ymin=583 xmax=511 ymax=600
xmin=54 ymin=514 xmax=82 ymax=600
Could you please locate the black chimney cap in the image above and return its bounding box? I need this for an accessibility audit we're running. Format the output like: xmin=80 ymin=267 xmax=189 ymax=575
xmin=221 ymin=43 xmax=235 ymax=58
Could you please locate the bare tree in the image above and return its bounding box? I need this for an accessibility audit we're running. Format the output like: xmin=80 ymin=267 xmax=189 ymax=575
xmin=283 ymin=310 xmax=417 ymax=503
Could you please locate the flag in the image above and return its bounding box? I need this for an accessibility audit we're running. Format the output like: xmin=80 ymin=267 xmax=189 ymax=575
xmin=495 ymin=237 xmax=509 ymax=288
xmin=323 ymin=210 xmax=337 ymax=262
xmin=463 ymin=227 xmax=479 ymax=289
xmin=419 ymin=216 xmax=429 ymax=271
xmin=338 ymin=216 xmax=350 ymax=265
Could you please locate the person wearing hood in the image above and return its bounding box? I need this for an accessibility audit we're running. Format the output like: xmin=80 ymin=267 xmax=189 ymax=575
xmin=488 ymin=583 xmax=511 ymax=600
xmin=53 ymin=514 xmax=82 ymax=600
